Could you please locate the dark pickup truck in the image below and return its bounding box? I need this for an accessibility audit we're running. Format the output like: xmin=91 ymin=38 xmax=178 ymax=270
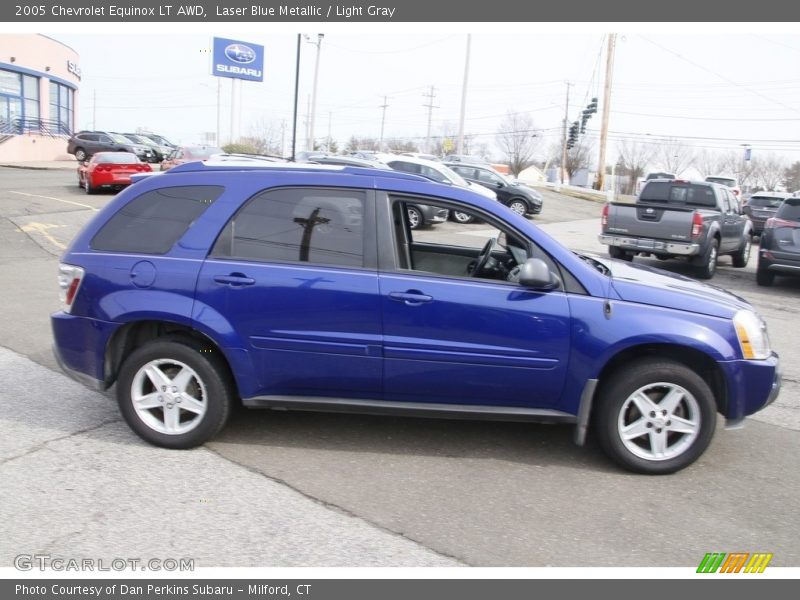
xmin=600 ymin=179 xmax=752 ymax=279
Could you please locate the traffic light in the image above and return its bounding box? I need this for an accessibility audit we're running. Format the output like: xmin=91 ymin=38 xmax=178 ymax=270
xmin=567 ymin=121 xmax=579 ymax=149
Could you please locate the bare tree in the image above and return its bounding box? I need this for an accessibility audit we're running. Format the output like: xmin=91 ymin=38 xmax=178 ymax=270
xmin=784 ymin=161 xmax=800 ymax=192
xmin=246 ymin=117 xmax=283 ymax=155
xmin=565 ymin=137 xmax=596 ymax=180
xmin=616 ymin=139 xmax=656 ymax=194
xmin=754 ymin=153 xmax=788 ymax=191
xmin=495 ymin=111 xmax=541 ymax=177
xmin=344 ymin=136 xmax=379 ymax=153
xmin=656 ymin=138 xmax=694 ymax=177
xmin=385 ymin=138 xmax=418 ymax=153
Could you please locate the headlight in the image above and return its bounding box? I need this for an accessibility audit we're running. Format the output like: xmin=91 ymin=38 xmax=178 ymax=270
xmin=733 ymin=310 xmax=771 ymax=360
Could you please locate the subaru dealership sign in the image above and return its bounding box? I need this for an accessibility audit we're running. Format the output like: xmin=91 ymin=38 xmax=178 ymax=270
xmin=212 ymin=37 xmax=264 ymax=82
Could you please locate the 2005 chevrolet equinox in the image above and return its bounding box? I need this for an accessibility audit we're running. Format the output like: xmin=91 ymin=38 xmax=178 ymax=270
xmin=51 ymin=160 xmax=781 ymax=474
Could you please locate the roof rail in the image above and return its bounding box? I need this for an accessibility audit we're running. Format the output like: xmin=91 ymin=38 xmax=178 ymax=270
xmin=163 ymin=160 xmax=433 ymax=183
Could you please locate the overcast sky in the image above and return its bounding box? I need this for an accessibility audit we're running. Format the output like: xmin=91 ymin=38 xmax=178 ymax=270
xmin=27 ymin=27 xmax=800 ymax=166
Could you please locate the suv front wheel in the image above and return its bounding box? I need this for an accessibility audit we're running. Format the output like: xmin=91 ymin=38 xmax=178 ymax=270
xmin=595 ymin=359 xmax=716 ymax=474
xmin=116 ymin=338 xmax=233 ymax=449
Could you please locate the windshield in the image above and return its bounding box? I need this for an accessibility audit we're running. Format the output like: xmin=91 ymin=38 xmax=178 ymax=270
xmin=94 ymin=153 xmax=139 ymax=164
xmin=437 ymin=164 xmax=469 ymax=187
xmin=128 ymin=135 xmax=157 ymax=147
xmin=109 ymin=134 xmax=134 ymax=144
xmin=776 ymin=198 xmax=800 ymax=221
xmin=185 ymin=146 xmax=223 ymax=159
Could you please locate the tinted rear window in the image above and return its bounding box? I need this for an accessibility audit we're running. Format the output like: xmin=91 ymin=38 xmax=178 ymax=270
xmin=748 ymin=196 xmax=784 ymax=208
xmin=91 ymin=186 xmax=223 ymax=254
xmin=776 ymin=198 xmax=800 ymax=221
xmin=639 ymin=182 xmax=717 ymax=207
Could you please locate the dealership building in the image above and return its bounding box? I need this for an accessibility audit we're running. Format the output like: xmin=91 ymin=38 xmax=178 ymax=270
xmin=0 ymin=34 xmax=79 ymax=162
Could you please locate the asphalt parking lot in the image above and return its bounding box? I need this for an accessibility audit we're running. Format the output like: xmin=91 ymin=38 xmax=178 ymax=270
xmin=0 ymin=165 xmax=798 ymax=569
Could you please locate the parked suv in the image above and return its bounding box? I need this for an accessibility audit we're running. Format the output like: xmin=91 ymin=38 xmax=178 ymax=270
xmin=52 ymin=161 xmax=780 ymax=474
xmin=445 ymin=162 xmax=543 ymax=217
xmin=756 ymin=196 xmax=800 ymax=286
xmin=743 ymin=192 xmax=791 ymax=237
xmin=66 ymin=131 xmax=156 ymax=162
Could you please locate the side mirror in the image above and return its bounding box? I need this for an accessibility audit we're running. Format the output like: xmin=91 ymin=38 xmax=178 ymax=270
xmin=495 ymin=181 xmax=505 ymax=188
xmin=518 ymin=258 xmax=560 ymax=290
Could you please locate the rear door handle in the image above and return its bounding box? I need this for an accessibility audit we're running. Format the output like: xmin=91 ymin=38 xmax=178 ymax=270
xmin=388 ymin=291 xmax=433 ymax=305
xmin=214 ymin=273 xmax=256 ymax=286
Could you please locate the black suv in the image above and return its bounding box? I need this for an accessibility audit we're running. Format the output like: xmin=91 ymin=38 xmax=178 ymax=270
xmin=445 ymin=162 xmax=543 ymax=217
xmin=757 ymin=196 xmax=800 ymax=286
xmin=67 ymin=131 xmax=155 ymax=162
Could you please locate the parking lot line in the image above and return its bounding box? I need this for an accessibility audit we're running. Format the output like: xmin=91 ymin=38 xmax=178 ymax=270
xmin=9 ymin=190 xmax=98 ymax=211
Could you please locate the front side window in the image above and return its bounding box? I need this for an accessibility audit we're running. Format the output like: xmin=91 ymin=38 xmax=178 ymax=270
xmin=389 ymin=196 xmax=536 ymax=284
xmin=212 ymin=188 xmax=366 ymax=268
xmin=91 ymin=186 xmax=223 ymax=254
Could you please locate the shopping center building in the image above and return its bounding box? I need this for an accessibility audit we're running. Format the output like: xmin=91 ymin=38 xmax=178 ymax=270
xmin=0 ymin=34 xmax=79 ymax=161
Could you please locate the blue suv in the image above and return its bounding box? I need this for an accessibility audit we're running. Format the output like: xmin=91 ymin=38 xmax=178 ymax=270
xmin=52 ymin=161 xmax=781 ymax=474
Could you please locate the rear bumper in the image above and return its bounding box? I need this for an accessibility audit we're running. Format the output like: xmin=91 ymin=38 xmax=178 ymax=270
xmin=599 ymin=234 xmax=700 ymax=256
xmin=51 ymin=311 xmax=120 ymax=392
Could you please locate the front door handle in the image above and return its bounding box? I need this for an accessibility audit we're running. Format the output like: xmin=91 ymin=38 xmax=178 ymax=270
xmin=214 ymin=273 xmax=256 ymax=286
xmin=388 ymin=291 xmax=433 ymax=305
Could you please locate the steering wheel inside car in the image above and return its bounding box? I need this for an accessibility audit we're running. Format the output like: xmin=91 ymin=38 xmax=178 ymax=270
xmin=470 ymin=237 xmax=497 ymax=277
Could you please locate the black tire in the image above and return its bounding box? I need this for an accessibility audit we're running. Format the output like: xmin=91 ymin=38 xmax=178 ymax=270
xmin=695 ymin=238 xmax=719 ymax=279
xmin=116 ymin=338 xmax=234 ymax=449
xmin=74 ymin=148 xmax=87 ymax=162
xmin=507 ymin=199 xmax=528 ymax=216
xmin=608 ymin=246 xmax=633 ymax=262
xmin=731 ymin=237 xmax=751 ymax=268
xmin=451 ymin=211 xmax=475 ymax=224
xmin=756 ymin=265 xmax=775 ymax=286
xmin=595 ymin=359 xmax=717 ymax=474
xmin=84 ymin=178 xmax=96 ymax=195
xmin=407 ymin=206 xmax=423 ymax=230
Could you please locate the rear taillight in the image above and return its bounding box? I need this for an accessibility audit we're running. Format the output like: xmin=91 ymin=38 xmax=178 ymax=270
xmin=601 ymin=204 xmax=609 ymax=231
xmin=57 ymin=264 xmax=85 ymax=313
xmin=765 ymin=217 xmax=798 ymax=230
xmin=691 ymin=212 xmax=703 ymax=238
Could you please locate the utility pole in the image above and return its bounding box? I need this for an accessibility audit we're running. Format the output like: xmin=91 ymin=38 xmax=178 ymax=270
xmin=560 ymin=81 xmax=572 ymax=185
xmin=306 ymin=33 xmax=324 ymax=153
xmin=92 ymin=89 xmax=96 ymax=130
xmin=327 ymin=111 xmax=332 ymax=152
xmin=291 ymin=34 xmax=300 ymax=161
xmin=595 ymin=33 xmax=616 ymax=192
xmin=379 ymin=96 xmax=389 ymax=151
xmin=456 ymin=33 xmax=472 ymax=155
xmin=422 ymin=85 xmax=438 ymax=154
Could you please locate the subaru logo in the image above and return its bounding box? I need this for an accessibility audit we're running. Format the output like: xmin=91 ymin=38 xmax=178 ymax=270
xmin=646 ymin=208 xmax=654 ymax=214
xmin=225 ymin=44 xmax=256 ymax=64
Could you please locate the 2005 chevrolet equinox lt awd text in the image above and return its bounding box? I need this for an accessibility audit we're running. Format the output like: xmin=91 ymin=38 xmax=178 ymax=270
xmin=51 ymin=160 xmax=781 ymax=474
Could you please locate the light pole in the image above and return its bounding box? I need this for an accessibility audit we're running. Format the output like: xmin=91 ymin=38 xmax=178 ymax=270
xmin=305 ymin=33 xmax=324 ymax=152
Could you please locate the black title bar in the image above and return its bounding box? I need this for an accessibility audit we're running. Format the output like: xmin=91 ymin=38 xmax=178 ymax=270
xmin=4 ymin=0 xmax=800 ymax=22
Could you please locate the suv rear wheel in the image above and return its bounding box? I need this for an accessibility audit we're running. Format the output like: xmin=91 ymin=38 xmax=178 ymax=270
xmin=74 ymin=148 xmax=87 ymax=162
xmin=116 ymin=338 xmax=233 ymax=448
xmin=595 ymin=359 xmax=716 ymax=474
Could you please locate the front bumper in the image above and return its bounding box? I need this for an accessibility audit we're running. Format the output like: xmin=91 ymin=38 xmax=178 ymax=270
xmin=599 ymin=234 xmax=700 ymax=256
xmin=721 ymin=352 xmax=781 ymax=423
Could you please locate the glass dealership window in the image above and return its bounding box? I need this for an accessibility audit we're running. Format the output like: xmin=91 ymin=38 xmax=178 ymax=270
xmin=49 ymin=81 xmax=73 ymax=132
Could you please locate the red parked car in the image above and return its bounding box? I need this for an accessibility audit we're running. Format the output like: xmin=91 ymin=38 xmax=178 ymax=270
xmin=78 ymin=152 xmax=152 ymax=194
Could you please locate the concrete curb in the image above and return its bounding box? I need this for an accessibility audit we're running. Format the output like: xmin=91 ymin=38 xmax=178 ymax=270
xmin=0 ymin=163 xmax=77 ymax=171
